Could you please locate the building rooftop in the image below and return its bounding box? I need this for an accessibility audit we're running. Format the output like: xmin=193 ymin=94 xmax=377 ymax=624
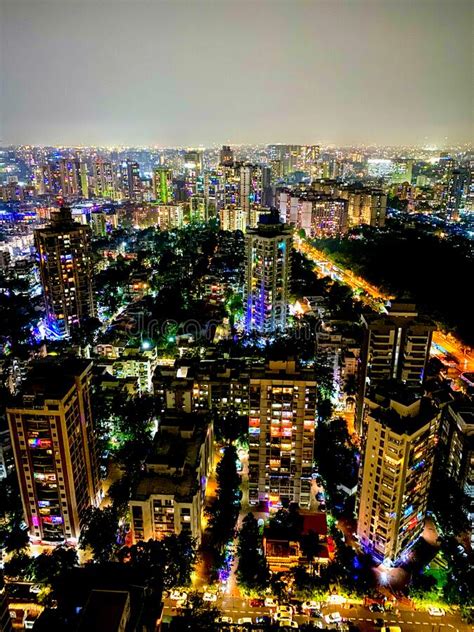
xmin=9 ymin=357 xmax=92 ymax=406
xmin=78 ymin=590 xmax=130 ymax=632
xmin=132 ymin=411 xmax=209 ymax=503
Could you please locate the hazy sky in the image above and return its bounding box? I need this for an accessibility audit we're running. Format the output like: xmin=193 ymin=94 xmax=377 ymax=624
xmin=0 ymin=0 xmax=472 ymax=146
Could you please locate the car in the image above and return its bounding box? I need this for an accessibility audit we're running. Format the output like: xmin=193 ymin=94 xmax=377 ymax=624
xmin=302 ymin=600 xmax=320 ymax=611
xmin=215 ymin=616 xmax=233 ymax=624
xmin=369 ymin=604 xmax=384 ymax=613
xmin=203 ymin=591 xmax=217 ymax=602
xmin=256 ymin=615 xmax=272 ymax=624
xmin=327 ymin=595 xmax=346 ymax=605
xmin=29 ymin=584 xmax=42 ymax=594
xmin=428 ymin=607 xmax=445 ymax=617
xmin=279 ymin=619 xmax=298 ymax=628
xmin=265 ymin=597 xmax=278 ymax=608
xmin=318 ymin=503 xmax=326 ymax=511
xmin=309 ymin=608 xmax=323 ymax=618
xmin=169 ymin=590 xmax=188 ymax=601
xmin=275 ymin=609 xmax=293 ymax=621
xmin=374 ymin=618 xmax=385 ymax=628
xmin=277 ymin=605 xmax=293 ymax=615
xmin=237 ymin=617 xmax=253 ymax=625
xmin=325 ymin=612 xmax=342 ymax=624
xmin=250 ymin=598 xmax=265 ymax=607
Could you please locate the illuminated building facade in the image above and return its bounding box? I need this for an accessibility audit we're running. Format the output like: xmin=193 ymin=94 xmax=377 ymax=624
xmin=437 ymin=402 xmax=474 ymax=546
xmin=356 ymin=302 xmax=434 ymax=431
xmin=356 ymin=387 xmax=439 ymax=563
xmin=93 ymin=159 xmax=117 ymax=198
xmin=123 ymin=160 xmax=142 ymax=200
xmin=152 ymin=166 xmax=173 ymax=203
xmin=219 ymin=205 xmax=246 ymax=232
xmin=59 ymin=158 xmax=87 ymax=198
xmin=240 ymin=164 xmax=272 ymax=222
xmin=248 ymin=360 xmax=317 ymax=508
xmin=444 ymin=169 xmax=466 ymax=221
xmin=220 ymin=145 xmax=234 ymax=167
xmin=6 ymin=359 xmax=101 ymax=544
xmin=34 ymin=206 xmax=95 ymax=338
xmin=342 ymin=187 xmax=387 ymax=228
xmin=129 ymin=412 xmax=214 ymax=545
xmin=244 ymin=212 xmax=291 ymax=334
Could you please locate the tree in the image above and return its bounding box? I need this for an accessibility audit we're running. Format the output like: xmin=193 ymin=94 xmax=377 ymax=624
xmin=213 ymin=408 xmax=247 ymax=445
xmin=31 ymin=546 xmax=78 ymax=585
xmin=79 ymin=506 xmax=119 ymax=562
xmin=206 ymin=446 xmax=241 ymax=549
xmin=237 ymin=513 xmax=269 ymax=591
xmin=4 ymin=552 xmax=34 ymax=580
xmin=441 ymin=537 xmax=474 ymax=606
xmin=343 ymin=374 xmax=358 ymax=397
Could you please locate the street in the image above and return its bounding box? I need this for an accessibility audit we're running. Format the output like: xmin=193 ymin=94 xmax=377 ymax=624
xmin=162 ymin=594 xmax=472 ymax=631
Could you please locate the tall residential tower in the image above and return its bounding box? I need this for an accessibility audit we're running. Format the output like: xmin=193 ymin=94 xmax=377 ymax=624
xmin=244 ymin=211 xmax=292 ymax=335
xmin=6 ymin=359 xmax=101 ymax=544
xmin=35 ymin=206 xmax=95 ymax=338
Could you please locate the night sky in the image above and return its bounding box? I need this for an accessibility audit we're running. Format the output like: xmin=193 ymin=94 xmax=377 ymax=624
xmin=1 ymin=0 xmax=472 ymax=147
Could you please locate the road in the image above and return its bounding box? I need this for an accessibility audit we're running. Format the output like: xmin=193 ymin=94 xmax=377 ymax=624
xmin=294 ymin=239 xmax=474 ymax=375
xmin=162 ymin=595 xmax=471 ymax=631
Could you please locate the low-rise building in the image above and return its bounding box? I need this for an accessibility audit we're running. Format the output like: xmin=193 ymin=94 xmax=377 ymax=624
xmin=263 ymin=511 xmax=329 ymax=572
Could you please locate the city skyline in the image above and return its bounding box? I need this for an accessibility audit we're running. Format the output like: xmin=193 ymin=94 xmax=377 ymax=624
xmin=1 ymin=0 xmax=472 ymax=147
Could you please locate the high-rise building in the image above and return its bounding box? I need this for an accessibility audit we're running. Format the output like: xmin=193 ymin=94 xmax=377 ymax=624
xmin=437 ymin=401 xmax=474 ymax=546
xmin=356 ymin=385 xmax=439 ymax=563
xmin=341 ymin=187 xmax=387 ymax=228
xmin=244 ymin=211 xmax=292 ymax=334
xmin=219 ymin=205 xmax=246 ymax=232
xmin=35 ymin=206 xmax=95 ymax=338
xmin=6 ymin=359 xmax=101 ymax=544
xmin=220 ymin=145 xmax=234 ymax=167
xmin=240 ymin=164 xmax=272 ymax=221
xmin=59 ymin=158 xmax=86 ymax=198
xmin=93 ymin=159 xmax=117 ymax=199
xmin=183 ymin=149 xmax=203 ymax=197
xmin=248 ymin=359 xmax=317 ymax=508
xmin=152 ymin=167 xmax=173 ymax=203
xmin=36 ymin=162 xmax=62 ymax=195
xmin=444 ymin=169 xmax=466 ymax=221
xmin=311 ymin=197 xmax=348 ymax=237
xmin=123 ymin=161 xmax=142 ymax=200
xmin=356 ymin=302 xmax=435 ymax=431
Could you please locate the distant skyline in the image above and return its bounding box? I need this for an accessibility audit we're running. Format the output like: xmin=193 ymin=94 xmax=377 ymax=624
xmin=1 ymin=0 xmax=473 ymax=147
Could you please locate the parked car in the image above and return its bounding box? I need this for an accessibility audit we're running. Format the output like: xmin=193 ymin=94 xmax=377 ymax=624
xmin=169 ymin=590 xmax=188 ymax=601
xmin=250 ymin=598 xmax=264 ymax=607
xmin=215 ymin=616 xmax=233 ymax=624
xmin=203 ymin=591 xmax=217 ymax=602
xmin=369 ymin=604 xmax=384 ymax=613
xmin=237 ymin=617 xmax=253 ymax=625
xmin=264 ymin=597 xmax=278 ymax=608
xmin=325 ymin=612 xmax=342 ymax=624
xmin=428 ymin=607 xmax=445 ymax=617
